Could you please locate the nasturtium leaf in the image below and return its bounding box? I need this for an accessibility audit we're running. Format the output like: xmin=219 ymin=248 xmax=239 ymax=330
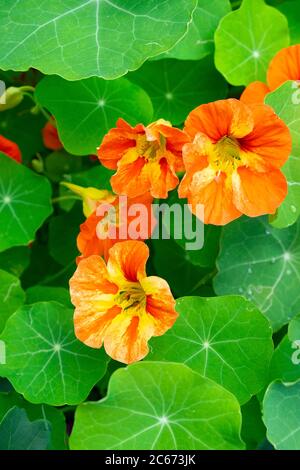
xmin=45 ymin=151 xmax=82 ymax=183
xmin=70 ymin=362 xmax=244 ymax=450
xmin=129 ymin=55 xmax=227 ymax=125
xmin=35 ymin=76 xmax=153 ymax=156
xmin=149 ymin=296 xmax=273 ymax=404
xmin=0 ymin=392 xmax=67 ymax=450
xmin=157 ymin=0 xmax=231 ymax=61
xmin=0 ymin=98 xmax=45 ymax=164
xmin=0 ymin=153 xmax=52 ymax=252
xmin=0 ymin=246 xmax=30 ymax=277
xmin=0 ymin=0 xmax=197 ymax=81
xmin=263 ymin=380 xmax=300 ymax=450
xmin=0 ymin=302 xmax=109 ymax=405
xmin=215 ymin=0 xmax=289 ymax=86
xmin=26 ymin=286 xmax=72 ymax=308
xmin=0 ymin=407 xmax=50 ymax=450
xmin=0 ymin=269 xmax=25 ymax=334
xmin=241 ymin=397 xmax=266 ymax=450
xmin=214 ymin=216 xmax=300 ymax=330
xmin=265 ymin=82 xmax=300 ymax=228
xmin=269 ymin=336 xmax=300 ymax=384
xmin=278 ymin=1 xmax=300 ymax=45
xmin=48 ymin=204 xmax=84 ymax=266
xmin=151 ymin=238 xmax=215 ymax=298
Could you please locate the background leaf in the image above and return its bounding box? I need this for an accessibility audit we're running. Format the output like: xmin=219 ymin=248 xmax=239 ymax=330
xmin=35 ymin=76 xmax=153 ymax=156
xmin=70 ymin=362 xmax=244 ymax=450
xmin=0 ymin=269 xmax=25 ymax=333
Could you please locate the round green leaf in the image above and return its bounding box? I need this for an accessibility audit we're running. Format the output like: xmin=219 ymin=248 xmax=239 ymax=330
xmin=149 ymin=296 xmax=273 ymax=404
xmin=0 ymin=301 xmax=109 ymax=405
xmin=0 ymin=153 xmax=52 ymax=252
xmin=158 ymin=0 xmax=231 ymax=61
xmin=215 ymin=0 xmax=289 ymax=86
xmin=129 ymin=55 xmax=227 ymax=125
xmin=269 ymin=335 xmax=300 ymax=384
xmin=214 ymin=216 xmax=300 ymax=330
xmin=70 ymin=362 xmax=244 ymax=450
xmin=278 ymin=1 xmax=300 ymax=45
xmin=35 ymin=76 xmax=153 ymax=156
xmin=0 ymin=407 xmax=50 ymax=450
xmin=265 ymin=82 xmax=300 ymax=228
xmin=263 ymin=380 xmax=300 ymax=450
xmin=0 ymin=391 xmax=67 ymax=450
xmin=0 ymin=269 xmax=25 ymax=334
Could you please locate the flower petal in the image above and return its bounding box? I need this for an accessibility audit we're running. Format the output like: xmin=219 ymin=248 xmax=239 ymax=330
xmin=107 ymin=241 xmax=149 ymax=284
xmin=240 ymin=104 xmax=292 ymax=169
xmin=184 ymin=99 xmax=254 ymax=142
xmin=267 ymin=45 xmax=300 ymax=91
xmin=240 ymin=81 xmax=270 ymax=105
xmin=232 ymin=167 xmax=287 ymax=217
xmin=0 ymin=135 xmax=22 ymax=163
xmin=110 ymin=156 xmax=150 ymax=197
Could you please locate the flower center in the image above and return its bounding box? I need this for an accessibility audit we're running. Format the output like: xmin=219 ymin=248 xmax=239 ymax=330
xmin=136 ymin=134 xmax=166 ymax=162
xmin=210 ymin=136 xmax=242 ymax=173
xmin=115 ymin=283 xmax=146 ymax=315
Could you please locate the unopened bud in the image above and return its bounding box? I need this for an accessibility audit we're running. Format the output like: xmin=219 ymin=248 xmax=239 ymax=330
xmin=0 ymin=87 xmax=24 ymax=111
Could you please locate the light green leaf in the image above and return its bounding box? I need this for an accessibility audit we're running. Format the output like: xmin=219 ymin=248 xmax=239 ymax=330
xmin=269 ymin=336 xmax=300 ymax=383
xmin=0 ymin=153 xmax=52 ymax=252
xmin=0 ymin=246 xmax=30 ymax=277
xmin=278 ymin=1 xmax=300 ymax=45
xmin=0 ymin=0 xmax=196 ymax=80
xmin=263 ymin=380 xmax=300 ymax=450
xmin=70 ymin=362 xmax=244 ymax=450
xmin=0 ymin=407 xmax=50 ymax=450
xmin=0 ymin=302 xmax=109 ymax=405
xmin=149 ymin=296 xmax=273 ymax=404
xmin=0 ymin=269 xmax=25 ymax=334
xmin=129 ymin=55 xmax=227 ymax=125
xmin=35 ymin=76 xmax=153 ymax=156
xmin=0 ymin=392 xmax=67 ymax=449
xmin=215 ymin=0 xmax=289 ymax=85
xmin=214 ymin=216 xmax=300 ymax=330
xmin=265 ymin=81 xmax=300 ymax=228
xmin=26 ymin=286 xmax=72 ymax=308
xmin=158 ymin=0 xmax=231 ymax=61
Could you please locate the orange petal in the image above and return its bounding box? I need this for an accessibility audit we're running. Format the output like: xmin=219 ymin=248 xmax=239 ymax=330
xmin=107 ymin=241 xmax=149 ymax=284
xmin=179 ymin=140 xmax=210 ymax=198
xmin=267 ymin=45 xmax=300 ymax=91
xmin=240 ymin=81 xmax=270 ymax=105
xmin=232 ymin=167 xmax=287 ymax=217
xmin=141 ymin=276 xmax=177 ymax=335
xmin=0 ymin=135 xmax=22 ymax=163
xmin=98 ymin=119 xmax=144 ymax=170
xmin=184 ymin=99 xmax=254 ymax=142
xmin=103 ymin=313 xmax=155 ymax=364
xmin=42 ymin=120 xmax=63 ymax=151
xmin=186 ymin=171 xmax=242 ymax=225
xmin=146 ymin=159 xmax=179 ymax=199
xmin=74 ymin=305 xmax=121 ymax=348
xmin=110 ymin=157 xmax=150 ymax=197
xmin=240 ymin=104 xmax=292 ymax=169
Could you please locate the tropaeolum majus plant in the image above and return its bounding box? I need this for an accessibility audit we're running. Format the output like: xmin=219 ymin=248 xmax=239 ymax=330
xmin=0 ymin=0 xmax=300 ymax=452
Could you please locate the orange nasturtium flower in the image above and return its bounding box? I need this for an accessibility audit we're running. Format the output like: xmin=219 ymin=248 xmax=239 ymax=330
xmin=241 ymin=44 xmax=300 ymax=105
xmin=97 ymin=118 xmax=189 ymax=199
xmin=42 ymin=118 xmax=63 ymax=151
xmin=0 ymin=135 xmax=22 ymax=163
xmin=178 ymin=99 xmax=291 ymax=225
xmin=69 ymin=241 xmax=177 ymax=364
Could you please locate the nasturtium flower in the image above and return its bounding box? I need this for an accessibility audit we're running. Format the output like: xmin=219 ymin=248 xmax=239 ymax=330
xmin=97 ymin=118 xmax=189 ymax=199
xmin=69 ymin=241 xmax=177 ymax=364
xmin=241 ymin=45 xmax=300 ymax=105
xmin=42 ymin=118 xmax=63 ymax=151
xmin=77 ymin=190 xmax=154 ymax=262
xmin=0 ymin=135 xmax=22 ymax=163
xmin=178 ymin=99 xmax=291 ymax=225
xmin=61 ymin=182 xmax=114 ymax=218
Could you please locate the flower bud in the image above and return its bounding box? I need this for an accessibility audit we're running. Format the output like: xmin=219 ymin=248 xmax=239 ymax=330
xmin=0 ymin=87 xmax=24 ymax=111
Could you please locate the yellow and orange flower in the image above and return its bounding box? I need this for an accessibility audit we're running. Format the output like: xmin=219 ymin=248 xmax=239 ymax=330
xmin=178 ymin=99 xmax=291 ymax=225
xmin=0 ymin=135 xmax=22 ymax=163
xmin=97 ymin=118 xmax=189 ymax=199
xmin=42 ymin=118 xmax=63 ymax=151
xmin=77 ymin=191 xmax=155 ymax=262
xmin=69 ymin=241 xmax=177 ymax=364
xmin=241 ymin=45 xmax=300 ymax=105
